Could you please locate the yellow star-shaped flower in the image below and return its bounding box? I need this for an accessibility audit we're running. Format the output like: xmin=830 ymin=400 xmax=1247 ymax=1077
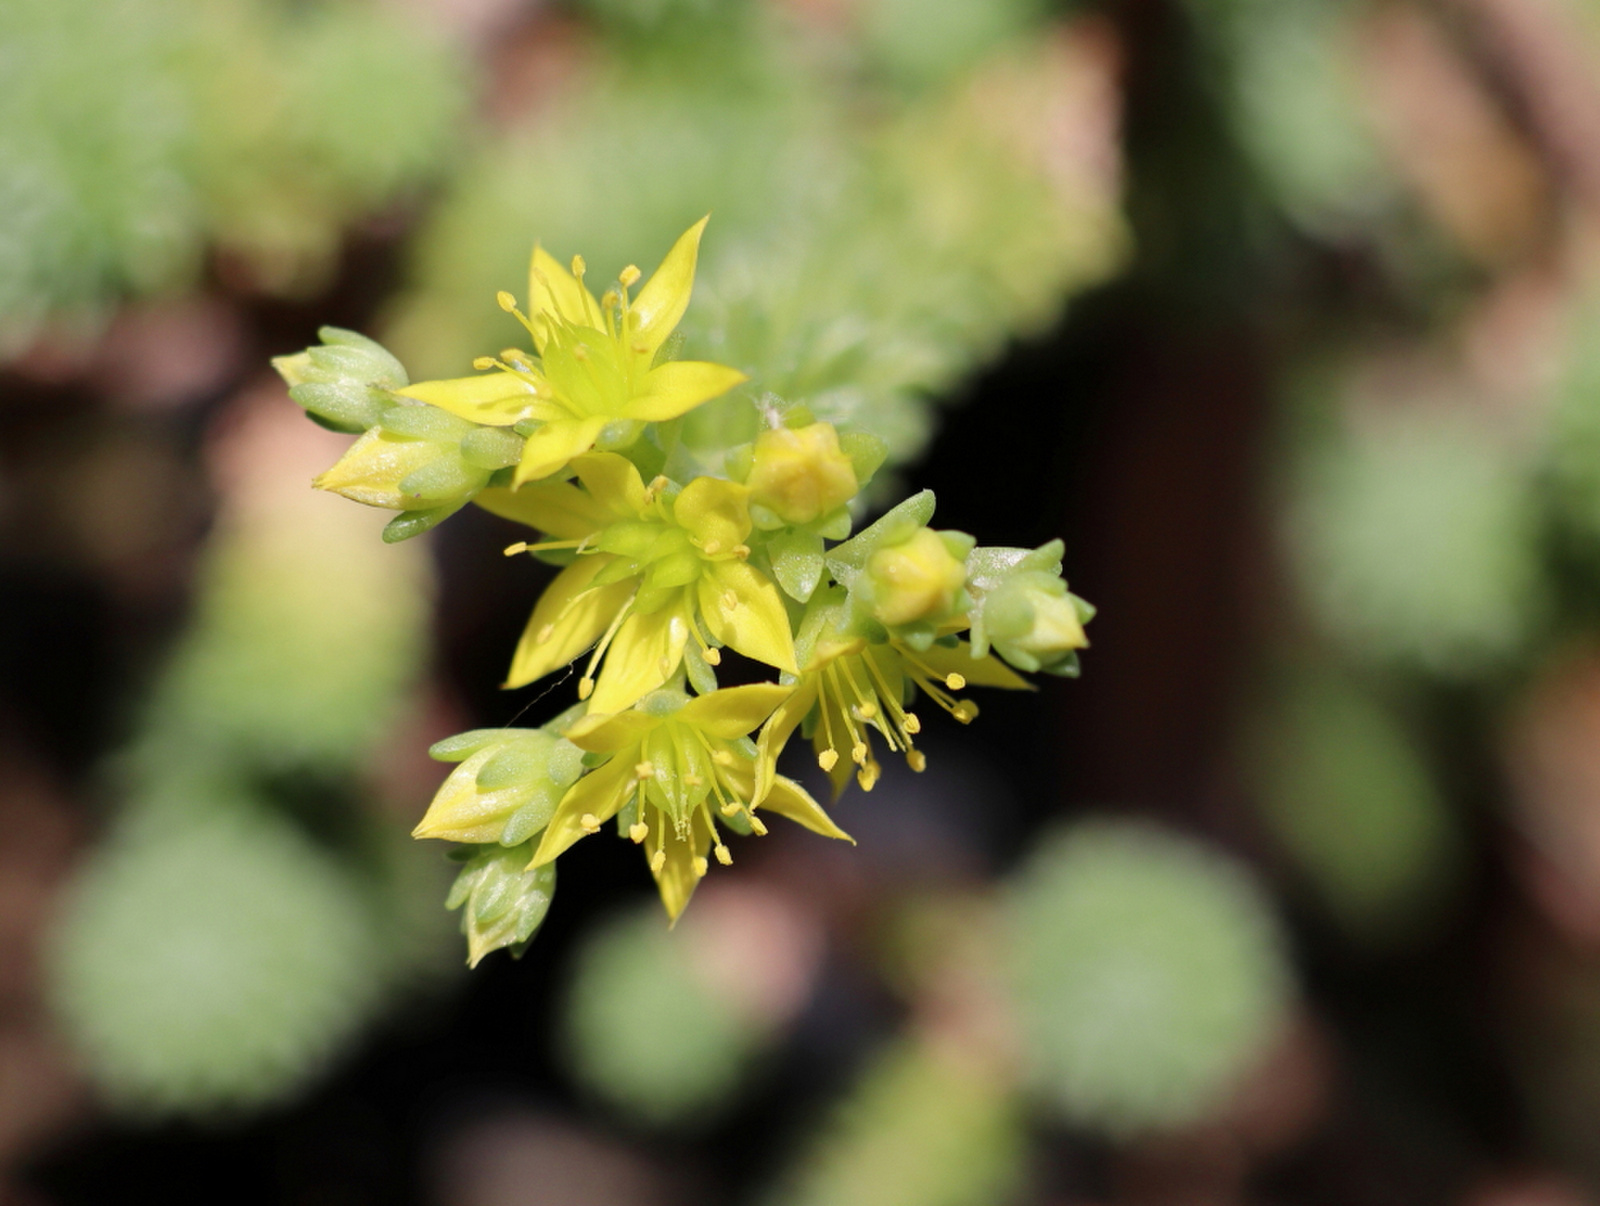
xmin=394 ymin=218 xmax=747 ymax=486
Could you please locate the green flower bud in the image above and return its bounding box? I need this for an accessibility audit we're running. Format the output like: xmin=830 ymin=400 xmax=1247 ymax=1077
xmin=444 ymin=843 xmax=556 ymax=967
xmin=966 ymin=540 xmax=1094 ymax=675
xmin=416 ymin=728 xmax=586 ymax=846
xmin=272 ymin=327 xmax=408 ymax=434
xmin=746 ymin=423 xmax=860 ymax=527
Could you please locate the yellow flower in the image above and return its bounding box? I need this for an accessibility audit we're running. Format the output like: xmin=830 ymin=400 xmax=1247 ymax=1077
xmin=391 ymin=218 xmax=747 ymax=487
xmin=756 ymin=594 xmax=1031 ymax=801
xmin=531 ymin=685 xmax=851 ymax=920
xmin=481 ymin=452 xmax=798 ymax=714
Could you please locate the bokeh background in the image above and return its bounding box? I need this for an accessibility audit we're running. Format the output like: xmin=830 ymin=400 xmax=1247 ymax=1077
xmin=5 ymin=0 xmax=1600 ymax=1201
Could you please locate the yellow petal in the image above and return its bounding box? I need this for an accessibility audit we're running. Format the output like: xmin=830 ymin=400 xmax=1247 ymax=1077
xmin=528 ymin=245 xmax=603 ymax=347
xmin=474 ymin=480 xmax=612 ymax=539
xmin=911 ymin=642 xmax=1034 ymax=690
xmin=530 ymin=754 xmax=635 ymax=866
xmin=754 ymin=680 xmax=819 ymax=805
xmin=411 ymin=749 xmax=497 ymax=842
xmin=313 ymin=429 xmax=436 ymax=509
xmin=397 ymin=373 xmax=541 ymax=427
xmin=572 ymin=452 xmax=649 ymax=517
xmin=700 ymin=560 xmax=799 ymax=674
xmin=586 ymin=604 xmax=691 ymax=714
xmin=648 ymin=810 xmax=713 ymax=922
xmin=564 ymin=708 xmax=662 ymax=754
xmin=505 ymin=555 xmax=633 ymax=689
xmin=678 ymin=683 xmax=794 ymax=740
xmin=627 ymin=361 xmax=748 ymax=422
xmin=723 ymin=762 xmax=853 ymax=842
xmin=513 ymin=416 xmax=609 ymax=487
xmin=630 ymin=216 xmax=707 ymax=363
xmin=672 ymin=475 xmax=752 ymax=551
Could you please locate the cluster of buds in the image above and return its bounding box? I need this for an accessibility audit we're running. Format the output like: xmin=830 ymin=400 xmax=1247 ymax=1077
xmin=273 ymin=219 xmax=1092 ymax=963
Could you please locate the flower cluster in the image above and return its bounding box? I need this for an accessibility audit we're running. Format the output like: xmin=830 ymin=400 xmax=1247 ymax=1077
xmin=274 ymin=220 xmax=1093 ymax=963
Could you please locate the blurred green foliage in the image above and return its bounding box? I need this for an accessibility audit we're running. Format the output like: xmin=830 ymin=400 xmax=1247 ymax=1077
xmin=1007 ymin=820 xmax=1292 ymax=1135
xmin=0 ymin=0 xmax=465 ymax=353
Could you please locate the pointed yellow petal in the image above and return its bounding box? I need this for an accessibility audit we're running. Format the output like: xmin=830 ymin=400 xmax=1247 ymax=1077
xmin=699 ymin=560 xmax=798 ymax=674
xmin=314 ymin=429 xmax=436 ymax=509
xmin=530 ymin=754 xmax=635 ymax=866
xmin=759 ymin=773 xmax=854 ymax=841
xmin=412 ymin=749 xmax=498 ymax=842
xmin=627 ymin=361 xmax=748 ymax=422
xmin=505 ymin=555 xmax=633 ymax=689
xmin=672 ymin=475 xmax=752 ymax=551
xmin=474 ymin=479 xmax=612 ymax=539
xmin=630 ymin=216 xmax=707 ymax=362
xmin=572 ymin=452 xmax=649 ymax=517
xmin=529 ymin=246 xmax=603 ymax=346
xmin=397 ymin=373 xmax=541 ymax=427
xmin=564 ymin=708 xmax=662 ymax=754
xmin=586 ymin=605 xmax=691 ymax=714
xmin=513 ymin=416 xmax=609 ymax=486
xmin=649 ymin=811 xmax=712 ymax=922
xmin=911 ymin=642 xmax=1034 ymax=690
xmin=678 ymin=683 xmax=794 ymax=740
xmin=754 ymin=680 xmax=819 ymax=805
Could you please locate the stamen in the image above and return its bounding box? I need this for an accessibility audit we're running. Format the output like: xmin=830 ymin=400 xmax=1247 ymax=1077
xmin=504 ymin=539 xmax=583 ymax=557
xmin=629 ymin=822 xmax=648 ymax=843
xmin=580 ymin=813 xmax=601 ymax=834
xmin=714 ymin=843 xmax=733 ymax=866
xmin=857 ymin=761 xmax=880 ymax=791
xmin=472 ymin=356 xmax=496 ymax=371
xmin=651 ymin=849 xmax=666 ymax=873
xmin=578 ymin=677 xmax=594 ymax=700
xmin=903 ymin=713 xmax=921 ymax=734
xmin=818 ymin=748 xmax=838 ymax=771
xmin=570 ymin=254 xmax=586 ymax=279
xmin=720 ymin=801 xmax=740 ymax=816
xmin=907 ymin=750 xmax=927 ymax=772
xmin=635 ymin=761 xmax=656 ymax=780
xmin=953 ymin=701 xmax=978 ymax=723
xmin=692 ymin=856 xmax=709 ymax=877
xmin=945 ymin=673 xmax=966 ymax=690
xmin=748 ymin=815 xmax=768 ymax=836
xmin=619 ymin=265 xmax=641 ymax=288
xmin=496 ymin=291 xmax=517 ymax=312
xmin=703 ymin=647 xmax=722 ymax=666
xmin=580 ymin=590 xmax=637 ymax=695
xmin=504 ymin=542 xmax=527 ymax=557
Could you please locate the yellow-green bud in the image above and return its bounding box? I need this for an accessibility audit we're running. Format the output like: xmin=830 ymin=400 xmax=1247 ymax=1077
xmin=415 ymin=729 xmax=585 ymax=846
xmin=865 ymin=527 xmax=968 ymax=628
xmin=746 ymin=423 xmax=859 ymax=526
xmin=985 ymin=576 xmax=1089 ymax=673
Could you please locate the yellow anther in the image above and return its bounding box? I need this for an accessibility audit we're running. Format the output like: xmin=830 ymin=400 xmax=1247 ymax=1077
xmin=858 ymin=762 xmax=880 ymax=791
xmin=651 ymin=850 xmax=666 ymax=873
xmin=712 ymin=749 xmax=734 ymax=766
xmin=953 ymin=701 xmax=978 ymax=723
xmin=472 ymin=356 xmax=496 ymax=370
xmin=503 ymin=542 xmax=529 ymax=557
xmin=945 ymin=673 xmax=966 ymax=690
xmin=619 ymin=264 xmax=641 ymax=288
xmin=578 ymin=677 xmax=594 ymax=700
xmin=634 ymin=761 xmax=656 ymax=780
xmin=818 ymin=748 xmax=839 ymax=772
xmin=856 ymin=702 xmax=878 ymax=719
xmin=851 ymin=741 xmax=868 ymax=766
xmin=703 ymin=647 xmax=722 ymax=666
xmin=683 ymin=772 xmax=704 ymax=788
xmin=907 ymin=750 xmax=927 ymax=772
xmin=629 ymin=822 xmax=648 ymax=843
xmin=580 ymin=813 xmax=601 ymax=834
xmin=648 ymin=475 xmax=669 ymax=494
xmin=903 ymin=712 xmax=921 ymax=735
xmin=749 ymin=815 xmax=768 ymax=836
xmin=702 ymin=540 xmax=721 ymax=555
xmin=720 ymin=801 xmax=740 ymax=817
xmin=496 ymin=291 xmax=517 ymax=312
xmin=692 ymin=856 xmax=709 ymax=877
xmin=722 ymin=590 xmax=738 ymax=611
xmin=732 ymin=544 xmax=751 ymax=559
xmin=571 ymin=254 xmax=587 ymax=278
xmin=714 ymin=844 xmax=733 ymax=866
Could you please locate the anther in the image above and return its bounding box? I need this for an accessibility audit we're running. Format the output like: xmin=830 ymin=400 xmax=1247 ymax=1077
xmin=683 ymin=772 xmax=704 ymax=788
xmin=722 ymin=590 xmax=738 ymax=611
xmin=629 ymin=822 xmax=648 ymax=843
xmin=714 ymin=844 xmax=732 ymax=866
xmin=945 ymin=673 xmax=967 ymax=690
xmin=818 ymin=749 xmax=839 ymax=771
xmin=732 ymin=544 xmax=751 ymax=558
xmin=851 ymin=741 xmax=868 ymax=765
xmin=907 ymin=750 xmax=927 ymax=772
xmin=619 ymin=265 xmax=641 ymax=288
xmin=711 ymin=749 xmax=734 ymax=766
xmin=720 ymin=801 xmax=740 ymax=817
xmin=858 ymin=763 xmax=880 ymax=791
xmin=473 ymin=356 xmax=496 ymax=370
xmin=953 ymin=701 xmax=978 ymax=723
xmin=903 ymin=712 xmax=921 ymax=734
xmin=648 ymin=475 xmax=669 ymax=494
xmin=634 ymin=761 xmax=656 ymax=780
xmin=503 ymin=542 xmax=529 ymax=557
xmin=651 ymin=850 xmax=666 ymax=873
xmin=749 ymin=815 xmax=768 ymax=836
xmin=703 ymin=647 xmax=722 ymax=666
xmin=571 ymin=254 xmax=586 ymax=278
xmin=702 ymin=540 xmax=721 ymax=555
xmin=856 ymin=702 xmax=878 ymax=719
xmin=496 ymin=291 xmax=517 ymax=312
xmin=578 ymin=677 xmax=595 ymax=700
xmin=692 ymin=856 xmax=709 ymax=877
xmin=580 ymin=813 xmax=601 ymax=834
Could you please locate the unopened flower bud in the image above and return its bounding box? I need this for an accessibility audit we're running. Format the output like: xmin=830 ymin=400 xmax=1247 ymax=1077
xmin=445 ymin=843 xmax=556 ymax=967
xmin=745 ymin=423 xmax=859 ymax=526
xmin=981 ymin=572 xmax=1091 ymax=675
xmin=864 ymin=527 xmax=969 ymax=628
xmin=415 ymin=729 xmax=585 ymax=846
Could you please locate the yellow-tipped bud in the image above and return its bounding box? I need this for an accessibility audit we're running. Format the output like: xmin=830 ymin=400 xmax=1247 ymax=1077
xmin=865 ymin=528 xmax=967 ymax=628
xmin=745 ymin=423 xmax=859 ymax=526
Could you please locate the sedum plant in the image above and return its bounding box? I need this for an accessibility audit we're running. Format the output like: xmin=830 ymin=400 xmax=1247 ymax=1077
xmin=275 ymin=219 xmax=1094 ymax=961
